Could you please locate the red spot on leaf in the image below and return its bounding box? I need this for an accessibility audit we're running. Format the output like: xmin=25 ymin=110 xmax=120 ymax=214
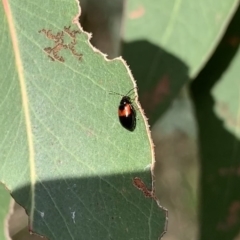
xmin=154 ymin=75 xmax=170 ymax=100
xmin=226 ymin=36 xmax=240 ymax=47
xmin=141 ymin=75 xmax=170 ymax=114
xmin=129 ymin=6 xmax=145 ymax=19
xmin=133 ymin=177 xmax=155 ymax=199
xmin=217 ymin=200 xmax=240 ymax=231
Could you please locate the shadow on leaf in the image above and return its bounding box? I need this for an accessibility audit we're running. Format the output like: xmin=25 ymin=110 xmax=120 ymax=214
xmin=122 ymin=40 xmax=189 ymax=125
xmin=11 ymin=171 xmax=166 ymax=240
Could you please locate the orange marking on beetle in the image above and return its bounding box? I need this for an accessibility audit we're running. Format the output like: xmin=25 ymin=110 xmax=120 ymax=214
xmin=118 ymin=105 xmax=131 ymax=117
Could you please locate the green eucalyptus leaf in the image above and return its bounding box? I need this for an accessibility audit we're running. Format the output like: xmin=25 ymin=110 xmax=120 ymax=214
xmin=0 ymin=1 xmax=166 ymax=239
xmin=0 ymin=184 xmax=11 ymax=240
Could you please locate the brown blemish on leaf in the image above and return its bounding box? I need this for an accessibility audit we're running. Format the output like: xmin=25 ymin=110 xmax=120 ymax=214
xmin=141 ymin=75 xmax=170 ymax=114
xmin=153 ymin=75 xmax=170 ymax=102
xmin=129 ymin=5 xmax=145 ymax=19
xmin=133 ymin=177 xmax=168 ymax=238
xmin=63 ymin=26 xmax=83 ymax=60
xmin=226 ymin=36 xmax=240 ymax=47
xmin=38 ymin=29 xmax=64 ymax=44
xmin=217 ymin=200 xmax=240 ymax=231
xmin=47 ymin=55 xmax=55 ymax=61
xmin=64 ymin=26 xmax=81 ymax=39
xmin=68 ymin=42 xmax=83 ymax=60
xmin=133 ymin=177 xmax=155 ymax=199
xmin=218 ymin=166 xmax=240 ymax=177
xmin=39 ymin=26 xmax=83 ymax=62
xmin=44 ymin=47 xmax=53 ymax=54
xmin=45 ymin=43 xmax=68 ymax=62
xmin=53 ymin=43 xmax=68 ymax=62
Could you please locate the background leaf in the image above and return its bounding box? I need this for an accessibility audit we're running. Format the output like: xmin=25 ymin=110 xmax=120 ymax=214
xmin=0 ymin=0 xmax=166 ymax=239
xmin=190 ymin=6 xmax=240 ymax=239
xmin=123 ymin=0 xmax=239 ymax=123
xmin=212 ymin=29 xmax=240 ymax=138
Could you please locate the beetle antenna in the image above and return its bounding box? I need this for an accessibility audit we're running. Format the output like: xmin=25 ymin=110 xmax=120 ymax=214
xmin=125 ymin=87 xmax=137 ymax=96
xmin=109 ymin=91 xmax=124 ymax=97
xmin=109 ymin=87 xmax=137 ymax=97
